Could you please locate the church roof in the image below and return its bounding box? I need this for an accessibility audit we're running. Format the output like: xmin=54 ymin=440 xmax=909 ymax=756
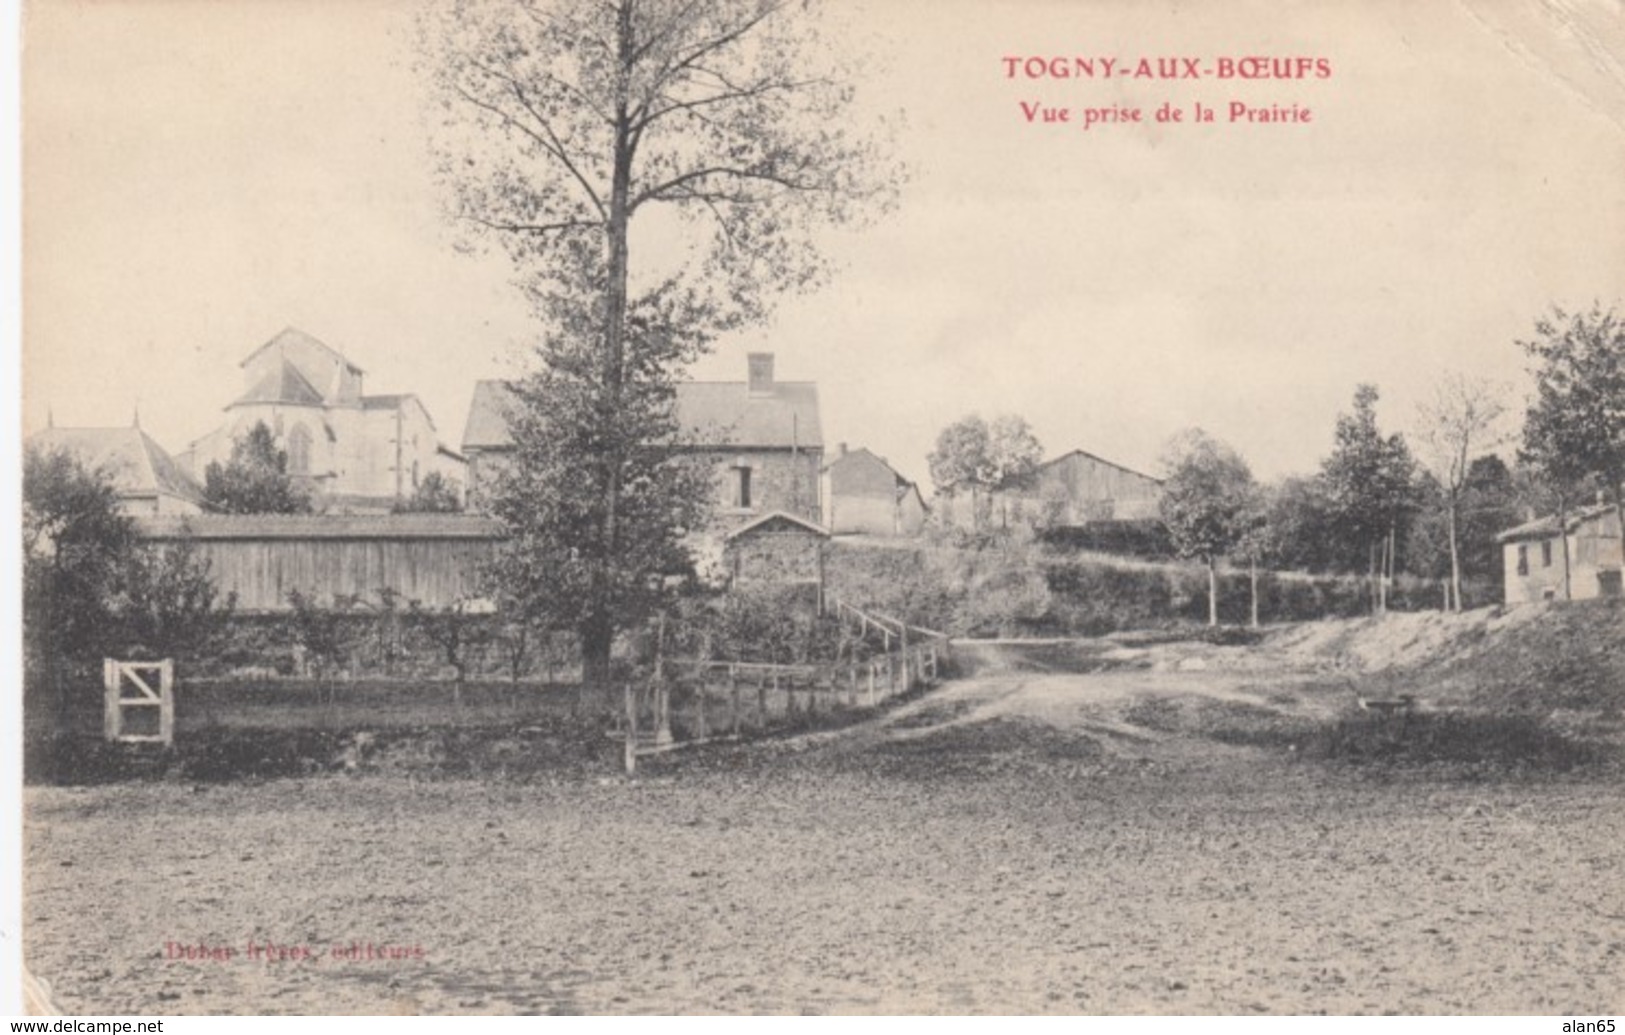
xmin=28 ymin=426 xmax=205 ymax=505
xmin=462 ymin=378 xmax=823 ymax=452
xmin=239 ymin=326 xmax=364 ymax=375
xmin=230 ymin=358 xmax=326 ymax=407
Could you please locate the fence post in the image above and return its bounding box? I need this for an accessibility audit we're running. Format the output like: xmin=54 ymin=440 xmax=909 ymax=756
xmin=730 ymin=668 xmax=742 ymax=736
xmin=624 ymin=683 xmax=637 ymax=776
xmin=848 ymin=662 xmax=858 ymax=708
xmin=102 ymin=659 xmax=118 ymax=741
xmin=159 ymin=659 xmax=175 ymax=746
xmin=867 ymin=662 xmax=877 ymax=707
xmin=757 ymin=673 xmax=767 ymax=727
xmin=696 ymin=682 xmax=708 ymax=741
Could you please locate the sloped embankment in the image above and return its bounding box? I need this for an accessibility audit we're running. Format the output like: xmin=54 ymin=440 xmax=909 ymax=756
xmin=1267 ymin=599 xmax=1625 ymax=715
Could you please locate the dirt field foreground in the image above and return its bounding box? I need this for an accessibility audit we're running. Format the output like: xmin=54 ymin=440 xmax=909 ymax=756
xmin=23 ymin=608 xmax=1625 ymax=1015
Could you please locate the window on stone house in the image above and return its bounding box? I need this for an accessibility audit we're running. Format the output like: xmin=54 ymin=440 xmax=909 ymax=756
xmin=1516 ymin=544 xmax=1528 ymax=576
xmin=1541 ymin=540 xmax=1553 ymax=568
xmin=736 ymin=467 xmax=752 ymax=509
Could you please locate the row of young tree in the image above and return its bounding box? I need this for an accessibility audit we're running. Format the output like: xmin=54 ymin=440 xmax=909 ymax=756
xmin=1155 ymin=305 xmax=1625 ymax=624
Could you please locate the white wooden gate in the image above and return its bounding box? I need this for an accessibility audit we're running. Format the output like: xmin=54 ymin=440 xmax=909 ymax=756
xmin=103 ymin=659 xmax=174 ymax=745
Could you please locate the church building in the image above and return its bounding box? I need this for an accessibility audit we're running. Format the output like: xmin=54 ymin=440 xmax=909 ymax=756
xmin=179 ymin=327 xmax=466 ymax=513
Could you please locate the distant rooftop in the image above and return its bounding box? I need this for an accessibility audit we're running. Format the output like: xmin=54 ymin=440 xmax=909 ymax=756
xmin=464 ymin=373 xmax=823 ymax=452
xmin=28 ymin=426 xmax=205 ymax=505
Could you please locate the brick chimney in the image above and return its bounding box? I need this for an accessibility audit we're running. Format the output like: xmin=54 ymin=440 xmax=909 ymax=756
xmin=748 ymin=352 xmax=775 ymax=396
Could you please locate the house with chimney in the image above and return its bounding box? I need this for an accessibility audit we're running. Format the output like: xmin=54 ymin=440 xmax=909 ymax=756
xmin=821 ymin=445 xmax=928 ymax=537
xmin=463 ymin=352 xmax=823 ymax=529
xmin=179 ymin=327 xmax=466 ymax=513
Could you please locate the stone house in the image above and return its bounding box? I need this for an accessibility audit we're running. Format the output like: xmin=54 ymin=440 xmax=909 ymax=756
xmin=821 ymin=445 xmax=927 ymax=537
xmin=1496 ymin=503 xmax=1624 ymax=604
xmin=462 ymin=352 xmax=823 ymax=529
xmin=27 ymin=424 xmax=205 ymax=517
xmin=179 ymin=327 xmax=466 ymax=513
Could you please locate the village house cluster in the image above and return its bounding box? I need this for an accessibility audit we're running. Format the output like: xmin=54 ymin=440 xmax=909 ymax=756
xmin=28 ymin=325 xmax=1613 ymax=609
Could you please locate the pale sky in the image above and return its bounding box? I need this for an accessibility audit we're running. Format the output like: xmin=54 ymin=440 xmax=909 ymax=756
xmin=21 ymin=0 xmax=1625 ymax=484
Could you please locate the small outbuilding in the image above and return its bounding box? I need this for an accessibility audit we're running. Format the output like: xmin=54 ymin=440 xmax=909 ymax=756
xmin=721 ymin=510 xmax=830 ymax=607
xmin=1496 ymin=503 xmax=1623 ymax=604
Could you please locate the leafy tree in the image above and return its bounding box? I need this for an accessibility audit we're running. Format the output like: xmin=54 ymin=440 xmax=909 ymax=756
xmin=23 ymin=446 xmax=136 ymax=673
xmin=1157 ymin=429 xmax=1256 ymax=627
xmin=285 ymin=590 xmax=355 ymax=696
xmin=1415 ymin=373 xmax=1508 ymax=610
xmin=203 ymin=421 xmax=312 ymax=515
xmin=1520 ymin=304 xmax=1625 ymax=585
xmin=394 ymin=471 xmax=463 ymax=513
xmin=1320 ymin=384 xmax=1416 ymax=612
xmin=927 ymin=413 xmax=1043 ymax=531
xmin=111 ymin=536 xmax=233 ymax=660
xmin=421 ymin=0 xmax=900 ymax=683
xmin=928 ymin=415 xmax=994 ymax=509
xmin=1260 ymin=475 xmax=1341 ymax=572
xmin=409 ymin=599 xmax=493 ymax=692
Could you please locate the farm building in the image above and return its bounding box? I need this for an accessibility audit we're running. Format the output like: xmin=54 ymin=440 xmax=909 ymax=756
xmin=179 ymin=327 xmax=466 ymax=513
xmin=722 ymin=510 xmax=830 ymax=606
xmin=1496 ymin=503 xmax=1623 ymax=604
xmin=27 ymin=424 xmax=205 ymax=517
xmin=463 ymin=352 xmax=823 ymax=530
xmin=938 ymin=448 xmax=1163 ymax=531
xmin=821 ymin=445 xmax=927 ymax=537
xmin=132 ymin=514 xmax=504 ymax=613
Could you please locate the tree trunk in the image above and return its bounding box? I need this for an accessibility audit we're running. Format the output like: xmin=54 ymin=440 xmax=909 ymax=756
xmin=1558 ymin=496 xmax=1572 ymax=601
xmin=584 ymin=4 xmax=637 ymax=699
xmin=581 ymin=614 xmax=615 ymax=687
xmin=1446 ymin=495 xmax=1462 ymax=613
xmin=1367 ymin=542 xmax=1378 ymax=615
xmin=1249 ymin=555 xmax=1259 ymax=629
xmin=1614 ymin=487 xmax=1625 ymax=590
xmin=1206 ymin=555 xmax=1218 ymax=627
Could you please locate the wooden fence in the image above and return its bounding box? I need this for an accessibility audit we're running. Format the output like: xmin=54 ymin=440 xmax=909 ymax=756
xmin=619 ymin=598 xmax=951 ymax=771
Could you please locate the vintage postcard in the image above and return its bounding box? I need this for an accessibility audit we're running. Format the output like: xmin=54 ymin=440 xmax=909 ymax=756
xmin=12 ymin=0 xmax=1625 ymax=1017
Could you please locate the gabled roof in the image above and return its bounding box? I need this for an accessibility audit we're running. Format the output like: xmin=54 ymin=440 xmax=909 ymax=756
xmin=723 ymin=510 xmax=831 ymax=540
xmin=1032 ymin=448 xmax=1162 ymax=485
xmin=1496 ymin=503 xmax=1617 ymax=543
xmin=674 ymin=381 xmax=822 ymax=450
xmin=230 ymin=358 xmax=326 ymax=408
xmin=240 ymin=326 xmax=364 ymax=375
xmin=28 ymin=426 xmax=205 ymax=505
xmin=463 ymin=378 xmax=823 ymax=452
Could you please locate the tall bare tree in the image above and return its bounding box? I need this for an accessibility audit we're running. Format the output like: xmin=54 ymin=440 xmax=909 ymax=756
xmin=1416 ymin=373 xmax=1507 ymax=611
xmin=421 ymin=0 xmax=899 ymax=681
